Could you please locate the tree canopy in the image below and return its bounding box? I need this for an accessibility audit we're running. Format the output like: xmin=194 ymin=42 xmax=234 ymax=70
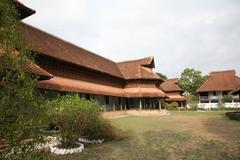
xmin=156 ymin=72 xmax=167 ymax=80
xmin=179 ymin=68 xmax=207 ymax=95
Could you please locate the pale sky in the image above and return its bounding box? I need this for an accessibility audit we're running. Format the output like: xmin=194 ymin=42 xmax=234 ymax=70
xmin=21 ymin=0 xmax=240 ymax=78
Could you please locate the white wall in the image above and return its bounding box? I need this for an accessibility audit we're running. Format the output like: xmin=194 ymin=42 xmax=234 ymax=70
xmin=197 ymin=102 xmax=240 ymax=109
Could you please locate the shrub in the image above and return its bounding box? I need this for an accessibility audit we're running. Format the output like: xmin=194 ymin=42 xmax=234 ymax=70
xmin=222 ymin=95 xmax=233 ymax=103
xmin=48 ymin=94 xmax=123 ymax=148
xmin=226 ymin=112 xmax=240 ymax=121
xmin=166 ymin=102 xmax=179 ymax=110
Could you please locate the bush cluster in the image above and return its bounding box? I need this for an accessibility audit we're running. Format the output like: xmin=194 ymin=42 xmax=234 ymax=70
xmin=166 ymin=102 xmax=179 ymax=110
xmin=222 ymin=95 xmax=233 ymax=103
xmin=47 ymin=94 xmax=123 ymax=148
xmin=226 ymin=112 xmax=240 ymax=121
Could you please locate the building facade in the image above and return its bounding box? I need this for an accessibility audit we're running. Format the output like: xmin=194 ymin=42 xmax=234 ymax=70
xmin=197 ymin=70 xmax=240 ymax=109
xmin=14 ymin=1 xmax=167 ymax=111
xmin=160 ymin=78 xmax=187 ymax=107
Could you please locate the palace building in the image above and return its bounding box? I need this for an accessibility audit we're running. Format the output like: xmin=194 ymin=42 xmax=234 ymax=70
xmin=14 ymin=0 xmax=167 ymax=111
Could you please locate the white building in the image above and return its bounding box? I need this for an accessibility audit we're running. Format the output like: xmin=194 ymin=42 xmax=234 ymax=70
xmin=196 ymin=70 xmax=240 ymax=109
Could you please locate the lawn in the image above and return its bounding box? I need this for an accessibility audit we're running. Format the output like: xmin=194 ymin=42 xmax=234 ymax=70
xmin=52 ymin=111 xmax=240 ymax=160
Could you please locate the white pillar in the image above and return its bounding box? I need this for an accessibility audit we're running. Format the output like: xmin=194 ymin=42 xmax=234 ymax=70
xmin=139 ymin=98 xmax=142 ymax=110
xmin=120 ymin=98 xmax=123 ymax=110
xmin=124 ymin=98 xmax=127 ymax=110
xmin=159 ymin=100 xmax=162 ymax=110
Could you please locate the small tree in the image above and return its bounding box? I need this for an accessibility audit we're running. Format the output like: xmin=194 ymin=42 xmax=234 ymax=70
xmin=179 ymin=68 xmax=206 ymax=95
xmin=48 ymin=94 xmax=125 ymax=148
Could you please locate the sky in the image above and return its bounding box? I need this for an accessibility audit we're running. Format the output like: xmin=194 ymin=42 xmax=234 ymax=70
xmin=21 ymin=0 xmax=240 ymax=78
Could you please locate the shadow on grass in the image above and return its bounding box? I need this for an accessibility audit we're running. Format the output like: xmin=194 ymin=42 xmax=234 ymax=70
xmin=141 ymin=129 xmax=240 ymax=160
xmin=201 ymin=113 xmax=240 ymax=141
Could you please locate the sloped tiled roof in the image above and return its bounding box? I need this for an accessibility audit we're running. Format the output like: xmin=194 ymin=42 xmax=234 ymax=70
xmin=19 ymin=22 xmax=163 ymax=81
xmin=124 ymin=87 xmax=167 ymax=98
xmin=165 ymin=95 xmax=187 ymax=102
xmin=231 ymin=85 xmax=240 ymax=94
xmin=160 ymin=78 xmax=183 ymax=92
xmin=197 ymin=70 xmax=240 ymax=92
xmin=37 ymin=76 xmax=124 ymax=97
xmin=117 ymin=57 xmax=161 ymax=80
xmin=20 ymin=22 xmax=124 ymax=79
xmin=0 ymin=49 xmax=53 ymax=79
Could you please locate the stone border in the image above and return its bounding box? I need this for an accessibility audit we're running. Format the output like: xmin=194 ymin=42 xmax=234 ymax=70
xmin=78 ymin=138 xmax=104 ymax=144
xmin=36 ymin=136 xmax=104 ymax=155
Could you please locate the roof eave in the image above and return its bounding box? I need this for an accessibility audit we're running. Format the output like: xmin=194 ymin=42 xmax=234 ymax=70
xmin=14 ymin=0 xmax=36 ymax=20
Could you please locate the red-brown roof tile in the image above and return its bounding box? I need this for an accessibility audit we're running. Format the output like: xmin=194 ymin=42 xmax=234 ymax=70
xmin=20 ymin=22 xmax=124 ymax=79
xmin=160 ymin=78 xmax=183 ymax=92
xmin=36 ymin=76 xmax=124 ymax=97
xmin=124 ymin=87 xmax=167 ymax=98
xmin=0 ymin=49 xmax=53 ymax=79
xmin=165 ymin=95 xmax=187 ymax=102
xmin=197 ymin=70 xmax=240 ymax=92
xmin=117 ymin=57 xmax=161 ymax=80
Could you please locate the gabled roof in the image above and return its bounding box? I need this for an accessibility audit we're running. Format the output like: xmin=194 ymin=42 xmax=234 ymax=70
xmin=197 ymin=70 xmax=240 ymax=92
xmin=14 ymin=0 xmax=36 ymax=20
xmin=117 ymin=57 xmax=161 ymax=80
xmin=160 ymin=78 xmax=183 ymax=92
xmin=20 ymin=22 xmax=124 ymax=79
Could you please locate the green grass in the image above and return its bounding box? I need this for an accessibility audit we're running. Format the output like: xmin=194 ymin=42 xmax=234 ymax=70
xmin=52 ymin=111 xmax=240 ymax=160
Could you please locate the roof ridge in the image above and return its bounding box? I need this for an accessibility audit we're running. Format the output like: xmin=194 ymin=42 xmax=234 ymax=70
xmin=210 ymin=69 xmax=235 ymax=75
xmin=166 ymin=78 xmax=179 ymax=81
xmin=117 ymin=56 xmax=153 ymax=64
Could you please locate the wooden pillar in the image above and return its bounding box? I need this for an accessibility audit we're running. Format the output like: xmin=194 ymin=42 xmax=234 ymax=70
xmin=149 ymin=100 xmax=152 ymax=109
xmin=139 ymin=98 xmax=142 ymax=110
xmin=113 ymin=97 xmax=116 ymax=111
xmin=159 ymin=100 xmax=162 ymax=110
xmin=120 ymin=97 xmax=123 ymax=110
xmin=125 ymin=98 xmax=127 ymax=110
